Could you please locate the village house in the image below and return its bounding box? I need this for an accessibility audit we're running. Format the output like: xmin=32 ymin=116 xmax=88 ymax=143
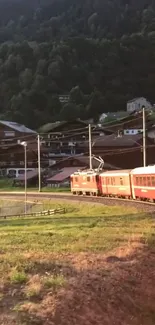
xmin=0 ymin=120 xmax=37 ymax=145
xmin=0 ymin=120 xmax=48 ymax=177
xmin=103 ymin=110 xmax=154 ymax=135
xmin=45 ymin=156 xmax=119 ymax=187
xmin=127 ymin=97 xmax=152 ymax=112
xmin=39 ymin=119 xmax=113 ymax=163
xmin=80 ymin=133 xmax=155 ymax=169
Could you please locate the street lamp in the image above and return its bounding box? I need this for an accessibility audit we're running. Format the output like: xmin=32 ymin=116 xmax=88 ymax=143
xmin=18 ymin=140 xmax=27 ymax=214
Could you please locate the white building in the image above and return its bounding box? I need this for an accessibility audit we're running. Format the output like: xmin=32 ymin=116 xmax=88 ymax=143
xmin=124 ymin=129 xmax=143 ymax=135
xmin=127 ymin=97 xmax=152 ymax=112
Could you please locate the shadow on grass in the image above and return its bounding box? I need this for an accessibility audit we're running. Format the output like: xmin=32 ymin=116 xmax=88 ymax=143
xmin=0 ymin=213 xmax=152 ymax=229
xmin=1 ymin=241 xmax=155 ymax=325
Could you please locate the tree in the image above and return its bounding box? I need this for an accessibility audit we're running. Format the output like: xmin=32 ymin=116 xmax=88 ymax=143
xmin=69 ymin=86 xmax=84 ymax=105
xmin=0 ymin=1 xmax=154 ymax=127
xmin=48 ymin=61 xmax=61 ymax=79
xmin=19 ymin=68 xmax=33 ymax=89
xmin=59 ymin=103 xmax=79 ymax=121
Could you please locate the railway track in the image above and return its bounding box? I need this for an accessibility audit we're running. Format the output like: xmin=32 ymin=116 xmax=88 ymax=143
xmin=0 ymin=191 xmax=155 ymax=213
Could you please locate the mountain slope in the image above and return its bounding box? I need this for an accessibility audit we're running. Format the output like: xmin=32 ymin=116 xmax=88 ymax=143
xmin=0 ymin=0 xmax=154 ymax=127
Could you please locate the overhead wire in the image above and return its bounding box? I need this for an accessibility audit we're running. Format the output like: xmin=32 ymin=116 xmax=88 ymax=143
xmin=0 ymin=112 xmax=152 ymax=146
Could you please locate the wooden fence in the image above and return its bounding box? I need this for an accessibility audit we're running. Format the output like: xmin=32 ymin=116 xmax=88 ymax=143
xmin=0 ymin=207 xmax=66 ymax=219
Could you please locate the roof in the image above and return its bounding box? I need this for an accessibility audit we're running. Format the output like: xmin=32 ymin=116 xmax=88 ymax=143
xmin=127 ymin=97 xmax=146 ymax=103
xmin=38 ymin=119 xmax=89 ymax=133
xmin=76 ymin=156 xmax=120 ymax=169
xmin=38 ymin=122 xmax=64 ymax=133
xmin=0 ymin=121 xmax=36 ymax=134
xmin=15 ymin=170 xmax=38 ymax=181
xmin=47 ymin=167 xmax=83 ymax=182
xmin=84 ymin=134 xmax=144 ymax=148
xmin=131 ymin=166 xmax=155 ymax=175
xmin=48 ymin=155 xmax=120 ymax=170
xmin=100 ymin=169 xmax=131 ymax=176
xmin=106 ymin=111 xmax=129 ymax=119
xmin=102 ymin=110 xmax=153 ymax=130
xmin=71 ymin=170 xmax=99 ymax=176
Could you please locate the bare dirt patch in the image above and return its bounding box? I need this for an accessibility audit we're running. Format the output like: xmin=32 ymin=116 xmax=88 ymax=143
xmin=0 ymin=241 xmax=155 ymax=325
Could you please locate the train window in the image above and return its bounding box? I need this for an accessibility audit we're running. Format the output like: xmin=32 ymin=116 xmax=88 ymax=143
xmin=139 ymin=177 xmax=143 ymax=186
xmin=107 ymin=178 xmax=109 ymax=185
xmin=147 ymin=177 xmax=151 ymax=186
xmin=75 ymin=177 xmax=78 ymax=182
xmin=143 ymin=177 xmax=146 ymax=186
xmin=102 ymin=178 xmax=104 ymax=185
xmin=136 ymin=177 xmax=139 ymax=185
xmin=120 ymin=178 xmax=123 ymax=185
xmin=152 ymin=177 xmax=155 ymax=186
xmin=111 ymin=177 xmax=115 ymax=185
xmin=87 ymin=176 xmax=90 ymax=182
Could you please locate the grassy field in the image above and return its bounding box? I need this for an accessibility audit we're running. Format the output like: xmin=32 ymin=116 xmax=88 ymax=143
xmin=0 ymin=200 xmax=155 ymax=325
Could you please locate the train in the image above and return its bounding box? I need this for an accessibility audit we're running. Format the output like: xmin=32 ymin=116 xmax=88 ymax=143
xmin=70 ymin=165 xmax=155 ymax=202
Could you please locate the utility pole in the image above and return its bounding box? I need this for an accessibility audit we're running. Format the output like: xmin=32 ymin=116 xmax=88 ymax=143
xmin=89 ymin=124 xmax=92 ymax=169
xmin=143 ymin=106 xmax=146 ymax=167
xmin=38 ymin=134 xmax=41 ymax=192
xmin=24 ymin=143 xmax=27 ymax=214
xmin=18 ymin=140 xmax=27 ymax=214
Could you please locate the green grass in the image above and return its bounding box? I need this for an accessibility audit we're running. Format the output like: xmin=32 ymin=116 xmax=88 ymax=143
xmin=0 ymin=202 xmax=153 ymax=266
xmin=43 ymin=275 xmax=66 ymax=289
xmin=9 ymin=269 xmax=28 ymax=284
xmin=0 ymin=177 xmax=70 ymax=192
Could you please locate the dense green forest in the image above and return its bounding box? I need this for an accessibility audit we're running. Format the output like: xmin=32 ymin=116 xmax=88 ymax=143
xmin=0 ymin=0 xmax=155 ymax=128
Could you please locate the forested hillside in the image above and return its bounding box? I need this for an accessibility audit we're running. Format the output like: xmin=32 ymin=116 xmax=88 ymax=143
xmin=0 ymin=0 xmax=155 ymax=128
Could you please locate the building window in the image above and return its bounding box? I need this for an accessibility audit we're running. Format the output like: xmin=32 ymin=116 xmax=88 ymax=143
xmin=18 ymin=170 xmax=25 ymax=175
xmin=4 ymin=131 xmax=15 ymax=137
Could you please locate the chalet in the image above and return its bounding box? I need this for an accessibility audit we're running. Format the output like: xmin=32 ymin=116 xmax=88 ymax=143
xmin=0 ymin=120 xmax=37 ymax=146
xmin=39 ymin=119 xmax=113 ymax=159
xmin=0 ymin=140 xmax=49 ymax=177
xmin=0 ymin=120 xmax=39 ymax=175
xmin=81 ymin=134 xmax=155 ymax=169
xmin=46 ymin=156 xmax=119 ymax=187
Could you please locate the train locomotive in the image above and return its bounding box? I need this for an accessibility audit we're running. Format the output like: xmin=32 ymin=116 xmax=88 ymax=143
xmin=70 ymin=165 xmax=155 ymax=202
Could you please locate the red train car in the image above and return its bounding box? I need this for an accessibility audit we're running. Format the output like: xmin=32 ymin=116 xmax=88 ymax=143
xmin=71 ymin=170 xmax=101 ymax=196
xmin=100 ymin=170 xmax=132 ymax=198
xmin=131 ymin=166 xmax=155 ymax=201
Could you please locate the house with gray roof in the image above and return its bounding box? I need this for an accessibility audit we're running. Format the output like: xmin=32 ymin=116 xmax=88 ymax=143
xmin=127 ymin=97 xmax=152 ymax=112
